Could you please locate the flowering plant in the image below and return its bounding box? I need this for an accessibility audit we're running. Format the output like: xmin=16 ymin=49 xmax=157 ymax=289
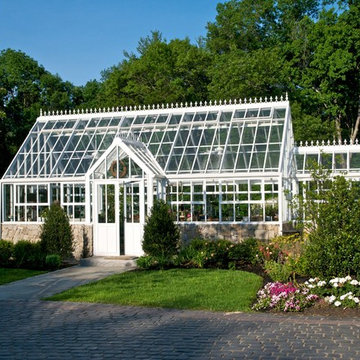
xmin=305 ymin=276 xmax=360 ymax=308
xmin=252 ymin=282 xmax=319 ymax=312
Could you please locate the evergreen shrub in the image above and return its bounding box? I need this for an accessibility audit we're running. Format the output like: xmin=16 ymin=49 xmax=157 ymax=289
xmin=40 ymin=202 xmax=74 ymax=259
xmin=45 ymin=254 xmax=62 ymax=270
xmin=0 ymin=240 xmax=13 ymax=267
xmin=142 ymin=199 xmax=180 ymax=258
xmin=13 ymin=241 xmax=44 ymax=269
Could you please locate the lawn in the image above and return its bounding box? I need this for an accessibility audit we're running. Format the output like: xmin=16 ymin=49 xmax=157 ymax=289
xmin=47 ymin=268 xmax=263 ymax=312
xmin=0 ymin=268 xmax=47 ymax=285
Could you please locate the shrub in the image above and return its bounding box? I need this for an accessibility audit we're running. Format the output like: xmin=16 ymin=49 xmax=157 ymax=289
xmin=40 ymin=202 xmax=74 ymax=259
xmin=301 ymin=176 xmax=360 ymax=277
xmin=0 ymin=240 xmax=14 ymax=267
xmin=136 ymin=255 xmax=173 ymax=270
xmin=264 ymin=260 xmax=293 ymax=283
xmin=45 ymin=254 xmax=62 ymax=270
xmin=13 ymin=241 xmax=45 ymax=269
xmin=142 ymin=199 xmax=180 ymax=258
xmin=228 ymin=238 xmax=259 ymax=265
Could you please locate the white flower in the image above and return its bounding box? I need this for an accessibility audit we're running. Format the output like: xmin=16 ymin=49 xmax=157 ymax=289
xmin=353 ymin=297 xmax=359 ymax=304
xmin=345 ymin=275 xmax=352 ymax=281
xmin=350 ymin=280 xmax=359 ymax=286
xmin=334 ymin=301 xmax=342 ymax=307
xmin=317 ymin=281 xmax=326 ymax=287
xmin=327 ymin=295 xmax=336 ymax=304
xmin=307 ymin=284 xmax=315 ymax=289
xmin=330 ymin=277 xmax=339 ymax=284
xmin=333 ymin=283 xmax=339 ymax=288
xmin=348 ymin=295 xmax=354 ymax=300
xmin=308 ymin=278 xmax=316 ymax=283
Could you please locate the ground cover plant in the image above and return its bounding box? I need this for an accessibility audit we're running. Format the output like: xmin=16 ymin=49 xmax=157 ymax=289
xmin=0 ymin=268 xmax=46 ymax=285
xmin=47 ymin=268 xmax=263 ymax=312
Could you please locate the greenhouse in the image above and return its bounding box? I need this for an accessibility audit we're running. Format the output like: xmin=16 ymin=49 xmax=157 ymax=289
xmin=2 ymin=95 xmax=360 ymax=257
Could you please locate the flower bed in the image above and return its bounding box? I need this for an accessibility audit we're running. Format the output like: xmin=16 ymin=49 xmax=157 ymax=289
xmin=305 ymin=276 xmax=360 ymax=308
xmin=252 ymin=282 xmax=319 ymax=312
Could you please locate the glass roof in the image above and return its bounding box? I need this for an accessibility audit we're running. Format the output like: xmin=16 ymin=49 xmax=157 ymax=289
xmin=3 ymin=101 xmax=290 ymax=179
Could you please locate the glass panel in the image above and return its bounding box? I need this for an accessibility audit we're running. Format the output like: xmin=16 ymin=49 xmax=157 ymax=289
xmin=305 ymin=154 xmax=318 ymax=170
xmin=144 ymin=115 xmax=157 ymax=124
xmin=296 ymin=154 xmax=304 ymax=171
xmin=334 ymin=153 xmax=347 ymax=170
xmin=156 ymin=114 xmax=168 ymax=123
xmin=221 ymin=204 xmax=234 ymax=221
xmin=320 ymin=153 xmax=332 ymax=169
xmin=98 ymin=184 xmax=106 ymax=223
xmin=194 ymin=112 xmax=206 ymax=122
xmin=269 ymin=122 xmax=284 ymax=143
xmin=236 ymin=204 xmax=248 ymax=221
xmin=183 ymin=113 xmax=194 ymax=122
xmin=121 ymin=117 xmax=134 ymax=127
xmin=220 ymin=112 xmax=232 ymax=122
xmin=206 ymin=194 xmax=219 ymax=221
xmin=206 ymin=111 xmax=218 ymax=121
xmin=234 ymin=110 xmax=245 ymax=119
xmin=260 ymin=108 xmax=271 ymax=117
xmin=246 ymin=108 xmax=259 ymax=118
xmin=134 ymin=115 xmax=146 ymax=125
xmin=38 ymin=185 xmax=48 ymax=203
xmin=274 ymin=108 xmax=286 ymax=118
xmin=250 ymin=204 xmax=263 ymax=221
xmin=107 ymin=184 xmax=115 ymax=223
xmin=169 ymin=114 xmax=182 ymax=124
xmin=350 ymin=153 xmax=360 ymax=169
xmin=26 ymin=185 xmax=37 ymax=203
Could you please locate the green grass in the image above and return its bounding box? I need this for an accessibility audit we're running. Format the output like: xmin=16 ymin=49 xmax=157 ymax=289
xmin=0 ymin=268 xmax=47 ymax=285
xmin=47 ymin=268 xmax=263 ymax=312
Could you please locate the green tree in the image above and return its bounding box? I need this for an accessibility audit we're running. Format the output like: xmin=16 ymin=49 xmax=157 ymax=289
xmin=98 ymin=32 xmax=210 ymax=106
xmin=142 ymin=199 xmax=180 ymax=258
xmin=40 ymin=202 xmax=74 ymax=259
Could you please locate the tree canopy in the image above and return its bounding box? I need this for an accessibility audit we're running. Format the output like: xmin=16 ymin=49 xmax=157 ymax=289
xmin=1 ymin=0 xmax=360 ymax=175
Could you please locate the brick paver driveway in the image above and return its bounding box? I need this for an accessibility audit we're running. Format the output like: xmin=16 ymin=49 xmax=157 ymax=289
xmin=1 ymin=300 xmax=359 ymax=359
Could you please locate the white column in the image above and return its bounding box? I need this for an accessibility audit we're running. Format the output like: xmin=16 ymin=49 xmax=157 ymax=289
xmin=147 ymin=174 xmax=154 ymax=216
xmin=278 ymin=175 xmax=283 ymax=234
xmin=139 ymin=179 xmax=145 ymax=224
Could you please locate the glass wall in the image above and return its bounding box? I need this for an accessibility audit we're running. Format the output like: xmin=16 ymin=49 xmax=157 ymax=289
xmin=2 ymin=182 xmax=86 ymax=222
xmin=169 ymin=179 xmax=279 ymax=223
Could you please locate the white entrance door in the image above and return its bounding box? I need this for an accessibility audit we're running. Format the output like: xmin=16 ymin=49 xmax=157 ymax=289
xmin=93 ymin=183 xmax=120 ymax=256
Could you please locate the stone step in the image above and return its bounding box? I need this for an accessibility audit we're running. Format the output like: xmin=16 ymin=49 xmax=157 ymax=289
xmin=80 ymin=256 xmax=138 ymax=268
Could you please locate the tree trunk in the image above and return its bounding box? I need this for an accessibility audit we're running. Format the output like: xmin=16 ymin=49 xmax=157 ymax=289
xmin=351 ymin=96 xmax=360 ymax=142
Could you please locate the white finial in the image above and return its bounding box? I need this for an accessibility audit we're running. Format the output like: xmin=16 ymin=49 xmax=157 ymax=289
xmin=224 ymin=99 xmax=227 ymax=105
xmin=171 ymin=103 xmax=174 ymax=108
xmin=327 ymin=140 xmax=330 ymax=145
xmin=214 ymin=100 xmax=217 ymax=105
xmin=333 ymin=139 xmax=336 ymax=145
xmin=338 ymin=139 xmax=341 ymax=145
xmin=204 ymin=101 xmax=207 ymax=106
xmin=195 ymin=101 xmax=198 ymax=106
xmin=305 ymin=141 xmax=308 ymax=146
xmin=254 ymin=97 xmax=257 ymax=103
xmin=185 ymin=102 xmax=188 ymax=107
xmin=40 ymin=109 xmax=43 ymax=116
xmin=166 ymin=103 xmax=169 ymax=109
xmin=260 ymin=97 xmax=262 ymax=102
xmin=344 ymin=139 xmax=347 ymax=145
xmin=129 ymin=106 xmax=132 ymax=111
xmin=190 ymin=102 xmax=192 ymax=107
xmin=275 ymin=96 xmax=278 ymax=102
xmin=234 ymin=99 xmax=237 ymax=104
xmin=116 ymin=106 xmax=119 ymax=111
xmin=300 ymin=141 xmax=303 ymax=146
xmin=228 ymin=99 xmax=231 ymax=105
xmin=285 ymin=92 xmax=289 ymax=101
xmin=175 ymin=103 xmax=178 ymax=108
xmin=265 ymin=96 xmax=268 ymax=102
xmin=310 ymin=140 xmax=314 ymax=146
xmin=244 ymin=98 xmax=247 ymax=104
xmin=56 ymin=110 xmax=58 ymax=115
xmin=270 ymin=96 xmax=273 ymax=102
xmin=280 ymin=95 xmax=283 ymax=101
xmin=356 ymin=139 xmax=359 ymax=145
xmin=180 ymin=102 xmax=183 ymax=107
xmin=199 ymin=101 xmax=202 ymax=106
xmin=125 ymin=106 xmax=128 ymax=111
xmin=161 ymin=103 xmax=164 ymax=109
xmin=239 ymin=98 xmax=242 ymax=104
xmin=316 ymin=140 xmax=319 ymax=146
xmin=77 ymin=109 xmax=80 ymax=114
xmin=250 ymin=98 xmax=253 ymax=103
xmin=321 ymin=140 xmax=325 ymax=146
xmin=209 ymin=100 xmax=212 ymax=105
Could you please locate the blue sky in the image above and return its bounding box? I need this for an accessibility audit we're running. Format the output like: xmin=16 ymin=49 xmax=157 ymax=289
xmin=0 ymin=0 xmax=222 ymax=86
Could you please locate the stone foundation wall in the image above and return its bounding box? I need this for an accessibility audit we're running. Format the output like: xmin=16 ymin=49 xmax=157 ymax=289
xmin=1 ymin=223 xmax=93 ymax=259
xmin=179 ymin=223 xmax=280 ymax=244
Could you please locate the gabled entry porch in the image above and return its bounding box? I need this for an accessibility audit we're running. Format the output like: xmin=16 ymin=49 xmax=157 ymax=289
xmin=85 ymin=135 xmax=167 ymax=256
